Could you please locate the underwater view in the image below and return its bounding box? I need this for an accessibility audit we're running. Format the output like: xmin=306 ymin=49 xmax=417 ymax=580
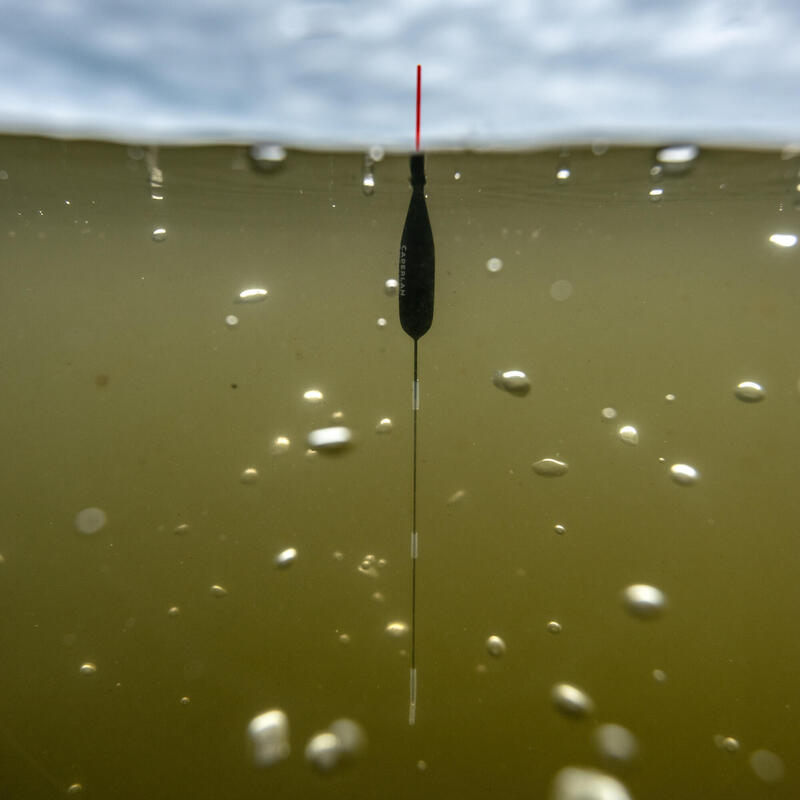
xmin=1 ymin=135 xmax=798 ymax=798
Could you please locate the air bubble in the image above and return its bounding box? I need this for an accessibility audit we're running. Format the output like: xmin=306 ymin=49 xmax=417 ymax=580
xmin=749 ymin=749 xmax=785 ymax=783
xmin=595 ymin=723 xmax=638 ymax=762
xmin=550 ymin=767 xmax=632 ymax=800
xmin=79 ymin=662 xmax=97 ymax=675
xmin=768 ymin=233 xmax=797 ymax=248
xmin=486 ymin=635 xmax=506 ymax=657
xmin=303 ymin=389 xmax=324 ymax=404
xmin=454 ymin=171 xmax=462 ymax=180
xmin=368 ymin=145 xmax=384 ymax=162
xmin=361 ymin=172 xmax=375 ymax=195
xmin=649 ymin=188 xmax=664 ymax=201
xmin=307 ymin=426 xmax=352 ymax=451
xmin=492 ymin=369 xmax=530 ymax=396
xmin=665 ymin=393 xmax=676 ymax=402
xmin=240 ymin=467 xmax=259 ymax=484
xmin=601 ymin=407 xmax=618 ymax=420
xmin=385 ymin=622 xmax=409 ymax=638
xmin=546 ymin=621 xmax=562 ymax=634
xmin=532 ymin=458 xmax=568 ymax=477
xmin=554 ymin=524 xmax=566 ymax=535
xmin=248 ymin=709 xmax=290 ymax=767
xmin=384 ymin=278 xmax=398 ymax=295
xmin=275 ymin=547 xmax=297 ymax=568
xmin=151 ymin=227 xmax=167 ymax=242
xmin=734 ymin=381 xmax=764 ymax=402
xmin=67 ymin=783 xmax=83 ymax=794
xmin=617 ymin=425 xmax=639 ymax=445
xmin=446 ymin=489 xmax=467 ymax=506
xmin=225 ymin=314 xmax=239 ymax=328
xmin=377 ymin=317 xmax=387 ymax=328
xmin=670 ymin=463 xmax=699 ymax=485
xmin=486 ymin=257 xmax=503 ymax=273
xmin=714 ymin=735 xmax=740 ymax=753
xmin=375 ymin=418 xmax=393 ymax=433
xmin=173 ymin=523 xmax=190 ymax=535
xmin=167 ymin=606 xmax=180 ymax=616
xmin=622 ymin=584 xmax=666 ymax=618
xmin=75 ymin=507 xmax=107 ymax=534
xmin=305 ymin=732 xmax=341 ymax=772
xmin=652 ymin=669 xmax=667 ymax=682
xmin=209 ymin=584 xmax=228 ymax=597
xmin=550 ymin=279 xmax=573 ymax=301
xmin=236 ymin=287 xmax=268 ymax=303
xmin=556 ymin=168 xmax=571 ymax=182
xmin=655 ymin=144 xmax=699 ymax=174
xmin=272 ymin=436 xmax=291 ymax=454
xmin=249 ymin=144 xmax=287 ymax=172
xmin=551 ymin=683 xmax=595 ymax=718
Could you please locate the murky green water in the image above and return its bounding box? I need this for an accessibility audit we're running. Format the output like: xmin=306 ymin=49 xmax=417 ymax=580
xmin=1 ymin=136 xmax=799 ymax=798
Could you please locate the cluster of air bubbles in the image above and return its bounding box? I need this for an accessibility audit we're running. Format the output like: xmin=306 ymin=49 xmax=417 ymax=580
xmin=486 ymin=634 xmax=506 ymax=657
xmin=622 ymin=584 xmax=667 ymax=618
xmin=734 ymin=380 xmax=764 ymax=402
xmin=145 ymin=147 xmax=163 ymax=200
xmin=307 ymin=426 xmax=353 ymax=451
xmin=151 ymin=227 xmax=167 ymax=242
xmin=75 ymin=507 xmax=107 ymax=534
xmin=550 ymin=767 xmax=632 ymax=800
xmin=532 ymin=457 xmax=569 ymax=477
xmin=358 ymin=553 xmax=387 ymax=578
xmin=768 ymin=232 xmax=797 ymax=248
xmin=236 ymin=287 xmax=268 ymax=304
xmin=486 ymin=257 xmax=503 ymax=273
xmin=375 ymin=417 xmax=393 ymax=433
xmin=249 ymin=144 xmax=287 ymax=173
xmin=492 ymin=369 xmax=530 ymax=396
xmin=551 ymin=683 xmax=595 ymax=718
xmin=274 ymin=547 xmax=297 ymax=568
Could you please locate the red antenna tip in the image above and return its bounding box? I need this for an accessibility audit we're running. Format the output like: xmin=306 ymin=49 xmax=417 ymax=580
xmin=415 ymin=65 xmax=421 ymax=152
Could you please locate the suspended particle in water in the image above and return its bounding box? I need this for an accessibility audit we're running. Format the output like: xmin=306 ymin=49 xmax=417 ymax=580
xmin=595 ymin=723 xmax=638 ymax=763
xmin=240 ymin=467 xmax=259 ymax=484
xmin=249 ymin=143 xmax=287 ymax=173
xmin=617 ymin=425 xmax=639 ymax=445
xmin=749 ymin=749 xmax=785 ymax=783
xmin=377 ymin=317 xmax=388 ymax=328
xmin=79 ymin=662 xmax=97 ymax=675
xmin=486 ymin=257 xmax=503 ymax=273
xmin=546 ymin=621 xmax=562 ymax=634
xmin=486 ymin=635 xmax=506 ymax=657
xmin=384 ymin=278 xmax=399 ymax=295
xmin=385 ymin=621 xmax=409 ymax=638
xmin=167 ymin=606 xmax=180 ymax=616
xmin=601 ymin=407 xmax=618 ymax=421
xmin=554 ymin=524 xmax=567 ymax=535
xmin=275 ymin=547 xmax=297 ymax=568
xmin=670 ymin=463 xmax=699 ymax=485
xmin=622 ymin=584 xmax=666 ymax=619
xmin=375 ymin=417 xmax=393 ymax=434
xmin=303 ymin=389 xmax=324 ymax=404
xmin=151 ymin=227 xmax=167 ymax=242
xmin=550 ymin=279 xmax=573 ymax=301
xmin=652 ymin=669 xmax=667 ymax=683
xmin=551 ymin=683 xmax=595 ymax=718
xmin=714 ymin=735 xmax=741 ymax=753
xmin=532 ymin=458 xmax=569 ymax=477
xmin=649 ymin=187 xmax=664 ymax=201
xmin=75 ymin=507 xmax=107 ymax=534
xmin=272 ymin=436 xmax=291 ymax=454
xmin=248 ymin=709 xmax=290 ymax=767
xmin=492 ymin=369 xmax=530 ymax=396
xmin=734 ymin=381 xmax=765 ymax=402
xmin=307 ymin=426 xmax=352 ymax=451
xmin=768 ymin=232 xmax=797 ymax=248
xmin=209 ymin=584 xmax=228 ymax=597
xmin=236 ymin=287 xmax=268 ymax=303
xmin=550 ymin=767 xmax=632 ymax=800
xmin=225 ymin=314 xmax=239 ymax=328
xmin=173 ymin=523 xmax=190 ymax=535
